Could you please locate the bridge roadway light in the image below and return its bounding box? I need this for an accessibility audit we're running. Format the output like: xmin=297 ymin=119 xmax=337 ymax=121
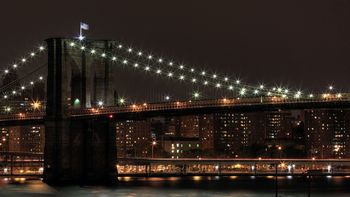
xmin=4 ymin=107 xmax=11 ymax=112
xmin=97 ymin=101 xmax=104 ymax=107
xmin=31 ymin=101 xmax=41 ymax=110
xmin=193 ymin=92 xmax=200 ymax=99
xmin=119 ymin=98 xmax=125 ymax=104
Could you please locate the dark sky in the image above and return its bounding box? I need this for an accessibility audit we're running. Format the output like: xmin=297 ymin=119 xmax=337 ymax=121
xmin=0 ymin=0 xmax=350 ymax=100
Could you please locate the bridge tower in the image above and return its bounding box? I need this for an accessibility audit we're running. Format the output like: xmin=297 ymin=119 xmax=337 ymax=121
xmin=44 ymin=38 xmax=117 ymax=184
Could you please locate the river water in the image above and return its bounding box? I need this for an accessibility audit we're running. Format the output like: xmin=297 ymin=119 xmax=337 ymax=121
xmin=0 ymin=176 xmax=349 ymax=196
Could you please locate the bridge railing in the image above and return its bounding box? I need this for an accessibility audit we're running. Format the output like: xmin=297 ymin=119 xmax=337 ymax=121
xmin=0 ymin=112 xmax=45 ymax=122
xmin=68 ymin=95 xmax=350 ymax=117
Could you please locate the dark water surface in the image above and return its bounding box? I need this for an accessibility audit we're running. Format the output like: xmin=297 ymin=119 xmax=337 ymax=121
xmin=0 ymin=176 xmax=350 ymax=196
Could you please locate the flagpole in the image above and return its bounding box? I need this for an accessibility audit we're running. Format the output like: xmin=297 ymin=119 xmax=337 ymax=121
xmin=79 ymin=22 xmax=82 ymax=37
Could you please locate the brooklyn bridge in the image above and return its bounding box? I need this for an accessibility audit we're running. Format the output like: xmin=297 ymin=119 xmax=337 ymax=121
xmin=0 ymin=37 xmax=349 ymax=184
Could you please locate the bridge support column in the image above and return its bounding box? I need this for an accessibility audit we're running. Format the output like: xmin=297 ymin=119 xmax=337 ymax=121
xmin=44 ymin=117 xmax=117 ymax=185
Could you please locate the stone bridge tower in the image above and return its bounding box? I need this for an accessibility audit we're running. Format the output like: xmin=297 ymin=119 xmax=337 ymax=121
xmin=44 ymin=38 xmax=117 ymax=184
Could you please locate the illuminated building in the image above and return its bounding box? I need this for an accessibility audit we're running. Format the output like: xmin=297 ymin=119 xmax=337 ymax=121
xmin=116 ymin=120 xmax=151 ymax=158
xmin=213 ymin=112 xmax=256 ymax=157
xmin=20 ymin=126 xmax=44 ymax=153
xmin=304 ymin=109 xmax=350 ymax=158
xmin=161 ymin=137 xmax=200 ymax=158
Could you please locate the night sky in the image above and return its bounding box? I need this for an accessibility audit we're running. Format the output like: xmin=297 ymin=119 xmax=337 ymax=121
xmin=0 ymin=0 xmax=349 ymax=101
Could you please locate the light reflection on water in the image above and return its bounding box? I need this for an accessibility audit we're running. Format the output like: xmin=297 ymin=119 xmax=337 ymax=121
xmin=0 ymin=176 xmax=350 ymax=197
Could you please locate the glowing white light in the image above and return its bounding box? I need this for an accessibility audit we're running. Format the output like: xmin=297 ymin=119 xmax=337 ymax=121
xmin=229 ymin=86 xmax=233 ymax=90
xmin=134 ymin=63 xmax=139 ymax=67
xmin=118 ymin=45 xmax=123 ymax=48
xmin=39 ymin=46 xmax=45 ymax=51
xmin=236 ymin=80 xmax=240 ymax=84
xmin=101 ymin=53 xmax=106 ymax=57
xmin=145 ymin=66 xmax=150 ymax=71
xmin=21 ymin=58 xmax=26 ymax=63
xmin=123 ymin=60 xmax=128 ymax=64
xmin=148 ymin=55 xmax=153 ymax=59
xmin=216 ymin=83 xmax=221 ymax=88
xmin=282 ymin=94 xmax=287 ymax=98
xmin=138 ymin=51 xmax=142 ymax=56
xmin=272 ymin=87 xmax=276 ymax=91
xmin=165 ymin=96 xmax=170 ymax=100
xmin=179 ymin=75 xmax=185 ymax=80
xmin=70 ymin=42 xmax=75 ymax=47
xmin=179 ymin=65 xmax=184 ymax=69
xmin=259 ymin=85 xmax=264 ymax=89
xmin=128 ymin=48 xmax=132 ymax=52
xmin=30 ymin=81 xmax=34 ymax=85
xmin=78 ymin=35 xmax=85 ymax=41
xmin=224 ymin=77 xmax=228 ymax=81
xmin=203 ymin=81 xmax=208 ymax=85
xmin=158 ymin=58 xmax=163 ymax=63
xmin=90 ymin=49 xmax=96 ymax=54
xmin=169 ymin=62 xmax=173 ymax=66
xmin=30 ymin=52 xmax=35 ymax=57
xmin=239 ymin=88 xmax=246 ymax=95
xmin=168 ymin=72 xmax=173 ymax=77
xmin=156 ymin=69 xmax=162 ymax=74
xmin=39 ymin=76 xmax=43 ymax=80
xmin=192 ymin=78 xmax=197 ymax=83
xmin=309 ymin=94 xmax=314 ymax=98
xmin=3 ymin=95 xmax=7 ymax=99
xmin=336 ymin=93 xmax=342 ymax=98
xmin=254 ymin=90 xmax=259 ymax=94
xmin=193 ymin=92 xmax=200 ymax=98
xmin=329 ymin=86 xmax=334 ymax=90
xmin=212 ymin=74 xmax=217 ymax=79
xmin=119 ymin=98 xmax=125 ymax=104
xmin=97 ymin=101 xmax=104 ymax=106
xmin=21 ymin=86 xmax=25 ymax=90
xmin=80 ymin=46 xmax=86 ymax=50
xmin=277 ymin=88 xmax=282 ymax=92
xmin=112 ymin=56 xmax=117 ymax=61
xmin=190 ymin=68 xmax=195 ymax=72
xmin=267 ymin=92 xmax=272 ymax=96
xmin=12 ymin=91 xmax=16 ymax=95
xmin=284 ymin=89 xmax=289 ymax=93
xmin=4 ymin=70 xmax=9 ymax=74
xmin=294 ymin=92 xmax=301 ymax=98
xmin=327 ymin=165 xmax=331 ymax=173
xmin=201 ymin=71 xmax=206 ymax=76
xmin=13 ymin=64 xmax=17 ymax=68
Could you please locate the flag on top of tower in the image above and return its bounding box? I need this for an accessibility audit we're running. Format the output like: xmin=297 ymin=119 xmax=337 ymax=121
xmin=80 ymin=22 xmax=89 ymax=30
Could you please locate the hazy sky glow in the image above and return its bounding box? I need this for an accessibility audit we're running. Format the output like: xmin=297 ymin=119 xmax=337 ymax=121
xmin=0 ymin=0 xmax=349 ymax=100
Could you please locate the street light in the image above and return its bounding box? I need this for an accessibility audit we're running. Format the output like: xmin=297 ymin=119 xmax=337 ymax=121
xmin=277 ymin=146 xmax=282 ymax=158
xmin=151 ymin=141 xmax=157 ymax=158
